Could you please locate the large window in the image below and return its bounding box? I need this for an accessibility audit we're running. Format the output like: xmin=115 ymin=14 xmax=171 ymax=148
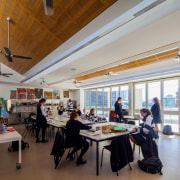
xmin=148 ymin=82 xmax=160 ymax=108
xmin=164 ymin=80 xmax=179 ymax=110
xmin=97 ymin=89 xmax=103 ymax=108
xmin=91 ymin=89 xmax=96 ymax=108
xmin=104 ymin=88 xmax=110 ymax=108
xmin=85 ymin=90 xmax=90 ymax=108
xmin=120 ymin=85 xmax=129 ymax=109
xmin=135 ymin=83 xmax=146 ymax=109
xmin=111 ymin=87 xmax=119 ymax=108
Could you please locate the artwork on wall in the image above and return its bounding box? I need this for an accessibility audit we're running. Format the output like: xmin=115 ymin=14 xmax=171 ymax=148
xmin=52 ymin=90 xmax=60 ymax=99
xmin=27 ymin=94 xmax=35 ymax=100
xmin=17 ymin=88 xmax=27 ymax=94
xmin=10 ymin=90 xmax=17 ymax=99
xmin=17 ymin=94 xmax=26 ymax=99
xmin=44 ymin=91 xmax=52 ymax=100
xmin=35 ymin=88 xmax=43 ymax=99
xmin=63 ymin=91 xmax=69 ymax=98
xmin=27 ymin=89 xmax=35 ymax=94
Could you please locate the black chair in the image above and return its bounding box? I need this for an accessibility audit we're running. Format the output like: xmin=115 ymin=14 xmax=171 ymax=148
xmin=22 ymin=118 xmax=33 ymax=138
xmin=101 ymin=136 xmax=132 ymax=176
xmin=128 ymin=121 xmax=135 ymax=125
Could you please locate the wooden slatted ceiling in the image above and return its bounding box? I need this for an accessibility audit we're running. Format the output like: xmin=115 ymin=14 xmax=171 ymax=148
xmin=75 ymin=49 xmax=179 ymax=82
xmin=0 ymin=0 xmax=117 ymax=74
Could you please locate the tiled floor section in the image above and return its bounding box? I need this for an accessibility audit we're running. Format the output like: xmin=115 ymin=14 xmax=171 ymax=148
xmin=0 ymin=125 xmax=180 ymax=180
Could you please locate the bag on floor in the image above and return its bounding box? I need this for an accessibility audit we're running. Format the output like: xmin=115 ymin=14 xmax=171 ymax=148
xmin=163 ymin=125 xmax=173 ymax=135
xmin=8 ymin=140 xmax=29 ymax=152
xmin=138 ymin=157 xmax=163 ymax=175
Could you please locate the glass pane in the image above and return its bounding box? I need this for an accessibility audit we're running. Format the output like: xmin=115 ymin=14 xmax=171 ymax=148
xmin=97 ymin=110 xmax=103 ymax=117
xmin=104 ymin=111 xmax=109 ymax=121
xmin=112 ymin=87 xmax=119 ymax=108
xmin=164 ymin=114 xmax=179 ymax=133
xmin=148 ymin=82 xmax=160 ymax=108
xmin=104 ymin=88 xmax=110 ymax=108
xmin=91 ymin=89 xmax=96 ymax=108
xmin=164 ymin=80 xmax=179 ymax=110
xmin=97 ymin=89 xmax=103 ymax=108
xmin=135 ymin=83 xmax=146 ymax=109
xmin=85 ymin=90 xmax=90 ymax=108
xmin=120 ymin=85 xmax=129 ymax=109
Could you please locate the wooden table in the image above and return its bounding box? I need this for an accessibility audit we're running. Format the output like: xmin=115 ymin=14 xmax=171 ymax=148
xmin=0 ymin=128 xmax=22 ymax=169
xmin=80 ymin=122 xmax=135 ymax=176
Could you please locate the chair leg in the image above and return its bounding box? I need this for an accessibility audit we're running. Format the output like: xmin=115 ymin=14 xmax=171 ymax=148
xmin=101 ymin=147 xmax=105 ymax=167
xmin=66 ymin=148 xmax=71 ymax=160
xmin=116 ymin=172 xmax=119 ymax=176
xmin=139 ymin=146 xmax=141 ymax=159
xmin=128 ymin=163 xmax=132 ymax=170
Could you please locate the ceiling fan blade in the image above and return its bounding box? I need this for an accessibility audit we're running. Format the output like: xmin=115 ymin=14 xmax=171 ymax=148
xmin=2 ymin=73 xmax=13 ymax=76
xmin=12 ymin=55 xmax=32 ymax=60
xmin=4 ymin=47 xmax=11 ymax=55
xmin=3 ymin=75 xmax=10 ymax=77
xmin=5 ymin=55 xmax=13 ymax=62
xmin=43 ymin=0 xmax=54 ymax=15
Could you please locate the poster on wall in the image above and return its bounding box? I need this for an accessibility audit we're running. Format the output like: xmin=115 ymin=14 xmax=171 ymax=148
xmin=27 ymin=94 xmax=35 ymax=100
xmin=52 ymin=90 xmax=60 ymax=99
xmin=17 ymin=88 xmax=26 ymax=94
xmin=63 ymin=91 xmax=69 ymax=98
xmin=35 ymin=88 xmax=43 ymax=99
xmin=44 ymin=91 xmax=52 ymax=100
xmin=18 ymin=94 xmax=26 ymax=99
xmin=10 ymin=90 xmax=17 ymax=99
xmin=27 ymin=89 xmax=35 ymax=94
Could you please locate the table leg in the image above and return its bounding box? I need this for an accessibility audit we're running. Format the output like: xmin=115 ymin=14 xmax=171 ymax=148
xmin=16 ymin=139 xmax=21 ymax=169
xmin=96 ymin=142 xmax=99 ymax=176
xmin=90 ymin=140 xmax=92 ymax=146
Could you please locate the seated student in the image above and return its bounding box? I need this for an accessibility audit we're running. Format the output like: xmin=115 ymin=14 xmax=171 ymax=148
xmin=73 ymin=106 xmax=82 ymax=116
xmin=46 ymin=107 xmax=51 ymax=116
xmin=58 ymin=106 xmax=64 ymax=115
xmin=129 ymin=108 xmax=155 ymax=146
xmin=81 ymin=109 xmax=89 ymax=119
xmin=89 ymin=108 xmax=98 ymax=122
xmin=66 ymin=112 xmax=92 ymax=165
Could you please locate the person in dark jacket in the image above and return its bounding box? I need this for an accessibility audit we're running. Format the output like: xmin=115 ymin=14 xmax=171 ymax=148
xmin=58 ymin=106 xmax=64 ymax=115
xmin=73 ymin=106 xmax=82 ymax=116
xmin=66 ymin=112 xmax=92 ymax=165
xmin=151 ymin=97 xmax=162 ymax=132
xmin=36 ymin=98 xmax=48 ymax=143
xmin=114 ymin=97 xmax=124 ymax=123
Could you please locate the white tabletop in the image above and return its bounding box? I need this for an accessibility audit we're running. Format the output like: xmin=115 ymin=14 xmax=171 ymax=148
xmin=0 ymin=128 xmax=22 ymax=143
xmin=80 ymin=122 xmax=136 ymax=142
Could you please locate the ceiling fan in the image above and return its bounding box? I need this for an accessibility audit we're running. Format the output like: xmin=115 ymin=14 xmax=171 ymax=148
xmin=0 ymin=63 xmax=13 ymax=77
xmin=105 ymin=71 xmax=118 ymax=77
xmin=43 ymin=0 xmax=54 ymax=16
xmin=40 ymin=78 xmax=48 ymax=86
xmin=0 ymin=17 xmax=32 ymax=62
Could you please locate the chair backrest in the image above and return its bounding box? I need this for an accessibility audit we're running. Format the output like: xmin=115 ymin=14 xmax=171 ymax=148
xmin=128 ymin=121 xmax=135 ymax=125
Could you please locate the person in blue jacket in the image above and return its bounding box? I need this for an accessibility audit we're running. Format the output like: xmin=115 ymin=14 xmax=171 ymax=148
xmin=151 ymin=97 xmax=162 ymax=131
xmin=114 ymin=97 xmax=124 ymax=123
xmin=66 ymin=112 xmax=92 ymax=165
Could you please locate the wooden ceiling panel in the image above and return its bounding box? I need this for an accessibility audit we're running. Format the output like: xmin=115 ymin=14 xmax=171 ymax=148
xmin=0 ymin=0 xmax=117 ymax=74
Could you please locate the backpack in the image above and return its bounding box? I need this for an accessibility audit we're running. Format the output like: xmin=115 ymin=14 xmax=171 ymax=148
xmin=8 ymin=140 xmax=29 ymax=152
xmin=138 ymin=157 xmax=163 ymax=175
xmin=163 ymin=125 xmax=173 ymax=135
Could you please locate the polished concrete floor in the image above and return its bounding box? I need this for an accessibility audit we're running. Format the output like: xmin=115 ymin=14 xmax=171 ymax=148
xmin=0 ymin=124 xmax=180 ymax=180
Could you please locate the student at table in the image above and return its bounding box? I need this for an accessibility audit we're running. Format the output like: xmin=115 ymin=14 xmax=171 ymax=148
xmin=114 ymin=97 xmax=124 ymax=123
xmin=68 ymin=99 xmax=73 ymax=112
xmin=81 ymin=109 xmax=89 ymax=119
xmin=66 ymin=112 xmax=92 ymax=165
xmin=73 ymin=106 xmax=82 ymax=116
xmin=151 ymin=97 xmax=162 ymax=132
xmin=58 ymin=106 xmax=64 ymax=115
xmin=36 ymin=98 xmax=48 ymax=143
xmin=46 ymin=107 xmax=51 ymax=116
xmin=89 ymin=108 xmax=98 ymax=122
xmin=129 ymin=108 xmax=155 ymax=146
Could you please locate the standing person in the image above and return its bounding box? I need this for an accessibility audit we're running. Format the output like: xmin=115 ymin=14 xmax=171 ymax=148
xmin=36 ymin=98 xmax=48 ymax=143
xmin=114 ymin=97 xmax=123 ymax=123
xmin=151 ymin=97 xmax=162 ymax=131
xmin=66 ymin=112 xmax=92 ymax=165
xmin=68 ymin=99 xmax=73 ymax=112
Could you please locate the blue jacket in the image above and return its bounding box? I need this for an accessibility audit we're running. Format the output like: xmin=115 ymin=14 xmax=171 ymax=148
xmin=115 ymin=102 xmax=123 ymax=118
xmin=151 ymin=103 xmax=162 ymax=124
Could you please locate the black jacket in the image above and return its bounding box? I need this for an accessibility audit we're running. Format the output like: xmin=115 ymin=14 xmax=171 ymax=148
xmin=73 ymin=110 xmax=82 ymax=116
xmin=151 ymin=103 xmax=162 ymax=124
xmin=51 ymin=130 xmax=65 ymax=157
xmin=114 ymin=102 xmax=123 ymax=119
xmin=110 ymin=134 xmax=133 ymax=172
xmin=65 ymin=119 xmax=91 ymax=147
xmin=36 ymin=104 xmax=47 ymax=127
